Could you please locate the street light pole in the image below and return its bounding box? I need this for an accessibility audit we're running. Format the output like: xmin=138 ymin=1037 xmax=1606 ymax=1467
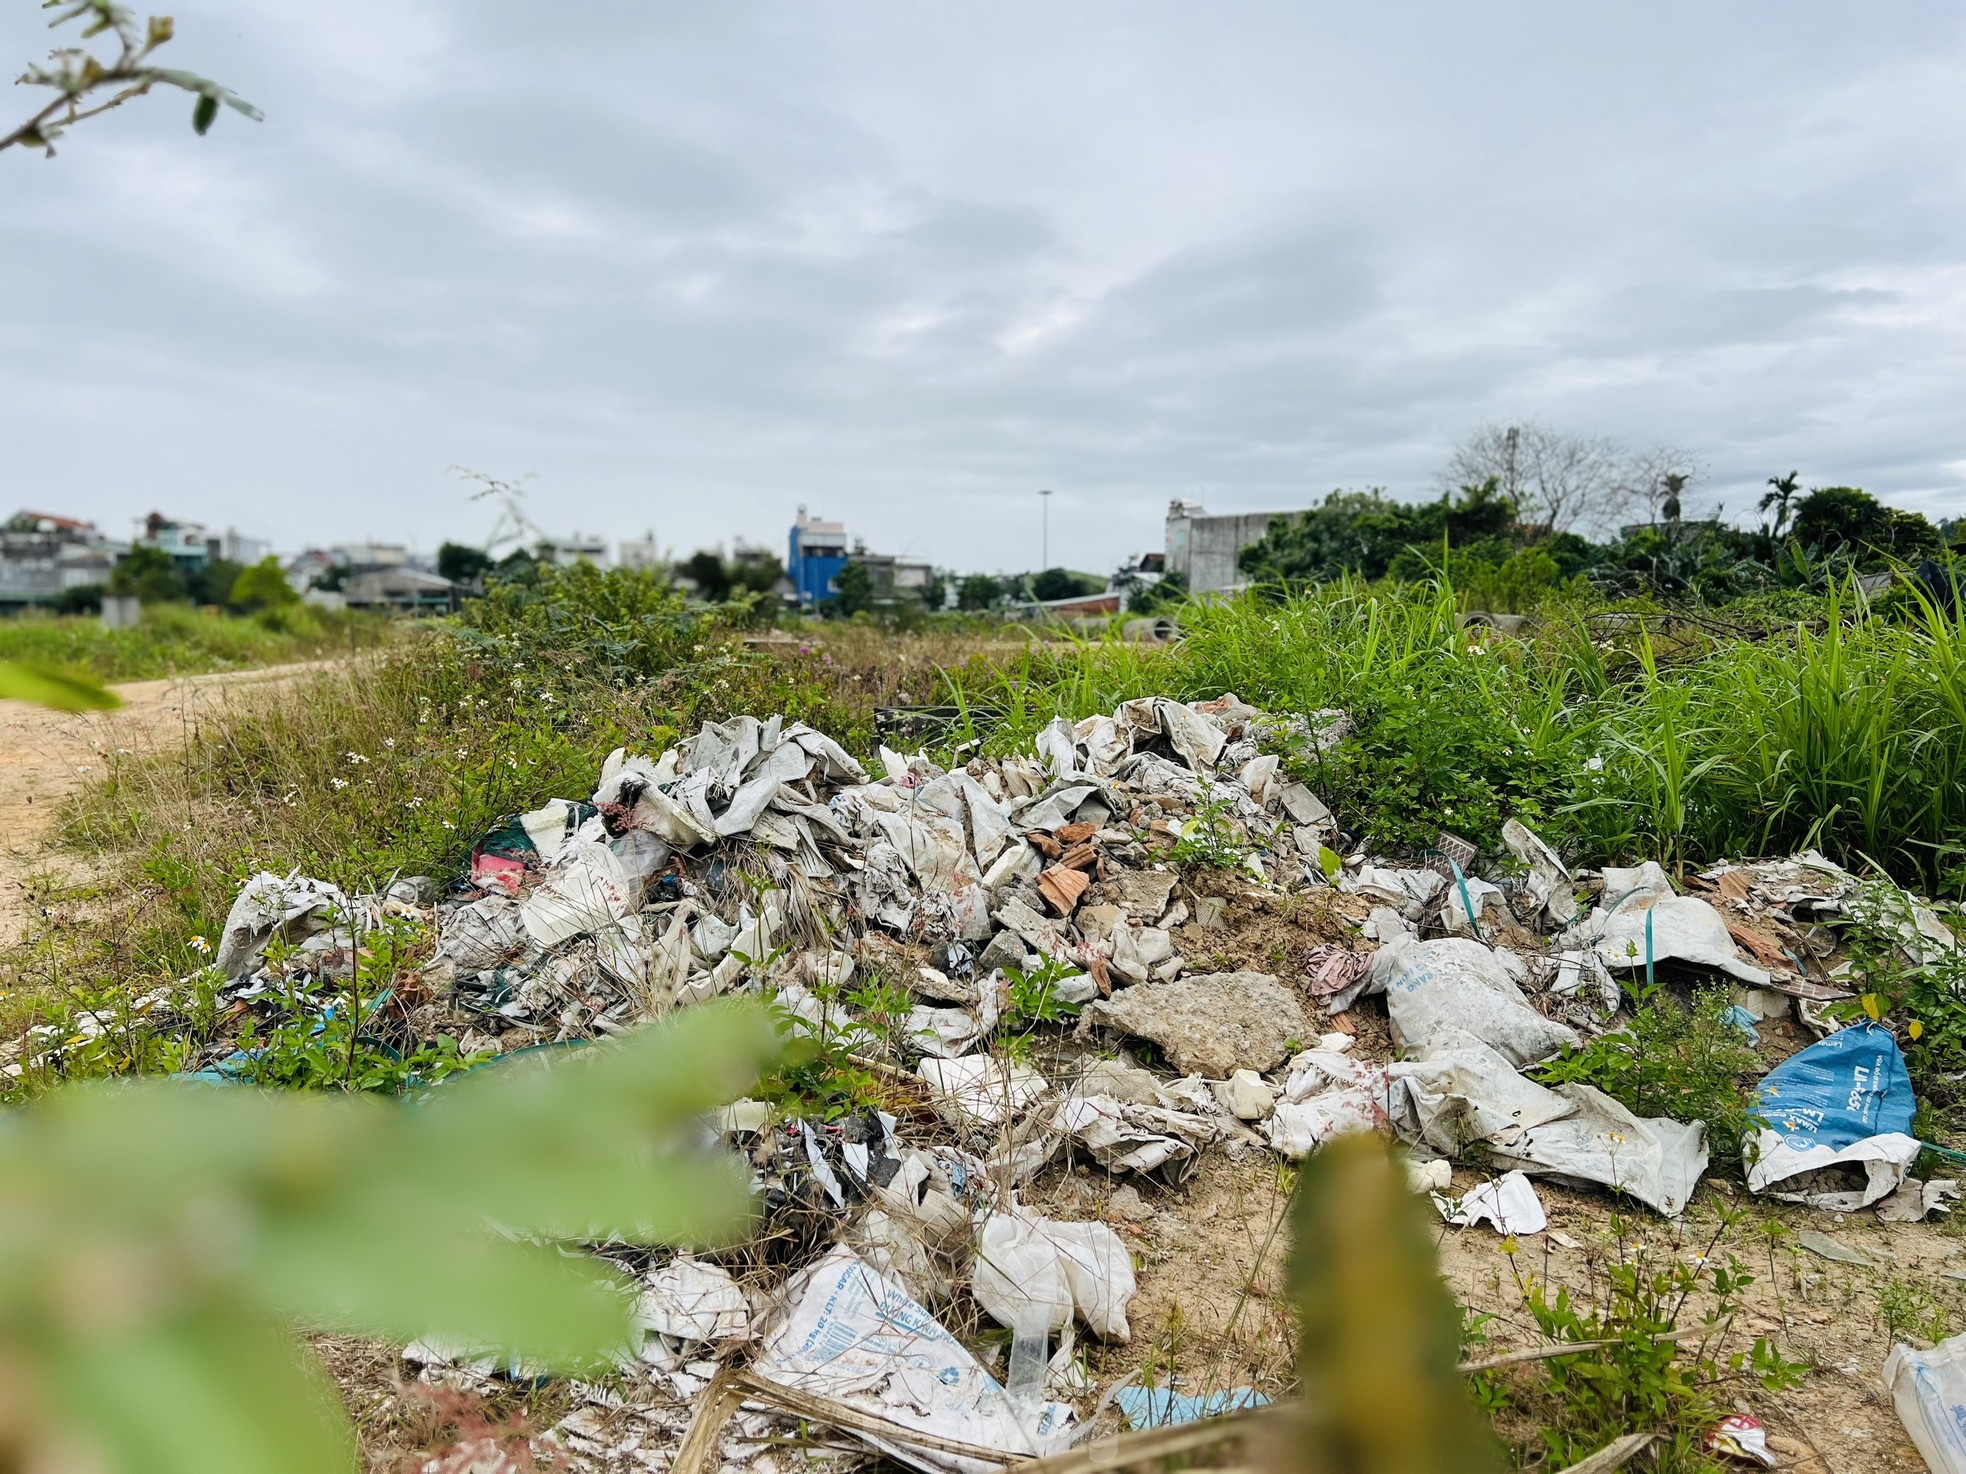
xmin=1039 ymin=487 xmax=1053 ymax=572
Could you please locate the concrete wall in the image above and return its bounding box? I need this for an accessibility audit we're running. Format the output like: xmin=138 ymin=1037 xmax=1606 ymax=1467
xmin=1164 ymin=505 xmax=1285 ymax=593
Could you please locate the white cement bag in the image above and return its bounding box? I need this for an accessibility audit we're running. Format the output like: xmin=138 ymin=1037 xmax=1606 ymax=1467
xmin=1370 ymin=935 xmax=1579 ymax=1067
xmin=1885 ymin=1335 xmax=1966 ymax=1474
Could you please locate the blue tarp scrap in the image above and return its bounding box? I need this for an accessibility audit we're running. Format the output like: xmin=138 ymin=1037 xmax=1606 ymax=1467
xmin=1114 ymin=1385 xmax=1271 ymax=1429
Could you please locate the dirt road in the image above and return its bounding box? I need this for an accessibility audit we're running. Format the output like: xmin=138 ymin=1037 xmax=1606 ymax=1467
xmin=0 ymin=661 xmax=330 ymax=947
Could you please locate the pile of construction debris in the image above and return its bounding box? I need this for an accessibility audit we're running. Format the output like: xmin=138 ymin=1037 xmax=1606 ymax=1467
xmin=141 ymin=692 xmax=1959 ymax=1471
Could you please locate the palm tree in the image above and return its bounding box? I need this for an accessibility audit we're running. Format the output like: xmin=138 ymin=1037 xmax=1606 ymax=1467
xmin=1759 ymin=472 xmax=1802 ymax=537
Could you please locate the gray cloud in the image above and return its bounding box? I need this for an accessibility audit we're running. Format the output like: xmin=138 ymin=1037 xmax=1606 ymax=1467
xmin=2 ymin=1 xmax=1961 ymax=571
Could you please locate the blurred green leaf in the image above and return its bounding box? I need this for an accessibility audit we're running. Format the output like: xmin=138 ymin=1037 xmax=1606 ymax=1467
xmin=191 ymin=92 xmax=216 ymax=134
xmin=1289 ymin=1133 xmax=1505 ymax=1474
xmin=0 ymin=1000 xmax=780 ymax=1467
xmin=0 ymin=659 xmax=121 ymax=711
xmin=45 ymin=1304 xmax=353 ymax=1474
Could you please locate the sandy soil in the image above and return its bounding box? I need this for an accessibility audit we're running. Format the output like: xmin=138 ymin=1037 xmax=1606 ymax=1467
xmin=0 ymin=661 xmax=332 ymax=947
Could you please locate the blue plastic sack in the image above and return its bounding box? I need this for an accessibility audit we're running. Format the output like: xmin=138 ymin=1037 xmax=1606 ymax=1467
xmin=1746 ymin=1021 xmax=1921 ymax=1210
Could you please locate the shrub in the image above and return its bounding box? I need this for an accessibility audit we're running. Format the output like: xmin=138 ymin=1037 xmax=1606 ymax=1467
xmin=1532 ymin=984 xmax=1765 ymax=1176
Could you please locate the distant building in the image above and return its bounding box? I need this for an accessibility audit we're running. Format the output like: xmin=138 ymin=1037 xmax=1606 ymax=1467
xmin=1163 ymin=499 xmax=1284 ymax=594
xmin=132 ymin=513 xmax=269 ymax=571
xmin=548 ymin=534 xmax=610 ymax=568
xmin=340 ymin=567 xmax=461 ymax=613
xmin=210 ymin=528 xmax=268 ymax=565
xmin=851 ymin=550 xmax=936 ymax=606
xmin=0 ymin=511 xmax=121 ymax=609
xmin=788 ymin=507 xmax=849 ymax=608
xmin=618 ymin=535 xmax=663 ymax=571
xmin=330 ymin=542 xmax=408 ymax=571
xmin=134 ymin=512 xmax=212 ymax=571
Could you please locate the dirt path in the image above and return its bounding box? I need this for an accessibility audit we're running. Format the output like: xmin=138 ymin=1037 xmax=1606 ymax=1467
xmin=0 ymin=660 xmax=333 ymax=947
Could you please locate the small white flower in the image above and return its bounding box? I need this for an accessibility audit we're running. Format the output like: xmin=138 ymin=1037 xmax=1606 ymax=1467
xmin=383 ymin=737 xmax=397 ymax=749
xmin=330 ymin=777 xmax=348 ymax=791
xmin=407 ymin=797 xmax=423 ymax=809
xmin=188 ymin=935 xmax=212 ymax=955
xmin=456 ymin=747 xmax=469 ymax=759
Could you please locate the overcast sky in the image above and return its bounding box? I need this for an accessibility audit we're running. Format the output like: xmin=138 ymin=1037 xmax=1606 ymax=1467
xmin=4 ymin=3 xmax=1962 ymax=572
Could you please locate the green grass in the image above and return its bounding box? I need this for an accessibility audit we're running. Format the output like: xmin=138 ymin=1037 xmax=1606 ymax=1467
xmin=0 ymin=602 xmax=392 ymax=683
xmin=943 ymin=577 xmax=1966 ymax=895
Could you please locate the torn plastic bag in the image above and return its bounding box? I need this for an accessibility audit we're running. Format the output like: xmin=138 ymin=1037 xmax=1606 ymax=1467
xmin=636 ymin=1257 xmax=749 ymax=1343
xmin=1115 ymin=1386 xmax=1269 ymax=1429
xmin=1370 ymin=936 xmax=1578 ymax=1067
xmin=1487 ymin=1082 xmax=1708 ymax=1217
xmin=874 ymin=807 xmax=977 ymax=890
xmin=1111 ymin=696 xmax=1228 ymax=772
xmin=751 ymin=1245 xmax=1074 ymax=1474
xmin=1503 ymin=819 xmax=1575 ymax=931
xmin=1386 ymin=1031 xmax=1575 ymax=1158
xmin=519 ymin=836 xmax=644 ymax=949
xmin=517 ymin=798 xmax=594 ymax=859
xmin=906 ymin=980 xmax=1003 ymax=1059
xmin=1583 ymin=862 xmax=1771 ymax=986
xmin=1437 ymin=1171 xmax=1547 ymax=1234
xmin=973 ymin=1211 xmax=1136 ymax=1341
xmin=433 ymin=893 xmax=527 ymax=975
xmin=1350 ymin=866 xmax=1447 ymax=922
xmin=1885 ymin=1334 xmax=1966 ymax=1474
xmin=592 ymin=750 xmax=717 ymax=849
xmin=1264 ymin=1050 xmax=1390 ymax=1159
xmin=1053 ymin=1094 xmax=1218 ymax=1182
xmin=1745 ymin=1021 xmax=1920 ymax=1211
xmin=215 ymin=872 xmax=350 ymax=979
xmin=918 ymin=1056 xmax=1046 ymax=1126
xmin=467 ymin=813 xmax=538 ymax=894
xmin=1437 ymin=877 xmax=1508 ymax=936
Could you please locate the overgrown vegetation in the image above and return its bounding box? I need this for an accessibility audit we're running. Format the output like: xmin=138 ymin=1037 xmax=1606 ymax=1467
xmin=1480 ymin=1213 xmax=1808 ymax=1472
xmin=1532 ymin=984 xmax=1766 ymax=1176
xmin=0 ymin=602 xmax=390 ymax=682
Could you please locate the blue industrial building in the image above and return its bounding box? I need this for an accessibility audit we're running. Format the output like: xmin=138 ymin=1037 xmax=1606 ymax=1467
xmin=788 ymin=507 xmax=849 ymax=609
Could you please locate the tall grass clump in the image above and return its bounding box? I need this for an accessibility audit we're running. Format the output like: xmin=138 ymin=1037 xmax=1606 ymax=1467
xmin=1587 ymin=579 xmax=1966 ymax=892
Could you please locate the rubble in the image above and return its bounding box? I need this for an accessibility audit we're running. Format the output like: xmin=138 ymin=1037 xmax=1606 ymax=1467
xmin=165 ymin=687 xmax=1966 ymax=1469
xmin=1078 ymin=971 xmax=1311 ymax=1077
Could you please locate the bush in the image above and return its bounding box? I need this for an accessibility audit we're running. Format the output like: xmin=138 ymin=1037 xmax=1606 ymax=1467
xmin=1532 ymin=985 xmax=1764 ymax=1176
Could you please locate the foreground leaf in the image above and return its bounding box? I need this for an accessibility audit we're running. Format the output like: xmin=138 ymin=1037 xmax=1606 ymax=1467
xmin=0 ymin=660 xmax=121 ymax=711
xmin=1288 ymin=1133 xmax=1505 ymax=1474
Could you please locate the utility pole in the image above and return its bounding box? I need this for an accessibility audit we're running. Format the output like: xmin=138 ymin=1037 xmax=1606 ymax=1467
xmin=1039 ymin=487 xmax=1053 ymax=572
xmin=1503 ymin=426 xmax=1520 ymax=508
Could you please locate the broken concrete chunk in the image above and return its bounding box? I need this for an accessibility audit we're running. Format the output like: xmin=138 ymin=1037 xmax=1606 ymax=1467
xmin=1215 ymin=1069 xmax=1277 ymax=1122
xmin=1079 ymin=971 xmax=1311 ymax=1078
xmin=976 ymin=928 xmax=1034 ymax=977
xmin=1278 ymin=784 xmax=1332 ymax=827
xmin=1077 ymin=903 xmax=1126 ymax=945
xmin=910 ymin=965 xmax=974 ymax=1004
xmin=1104 ymin=870 xmax=1179 ymax=920
xmin=1068 ymin=1057 xmax=1165 ymax=1108
xmin=983 ymin=842 xmax=1042 ymax=892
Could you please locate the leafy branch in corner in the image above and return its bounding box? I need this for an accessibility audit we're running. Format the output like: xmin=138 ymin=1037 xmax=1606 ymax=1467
xmin=4 ymin=0 xmax=260 ymax=157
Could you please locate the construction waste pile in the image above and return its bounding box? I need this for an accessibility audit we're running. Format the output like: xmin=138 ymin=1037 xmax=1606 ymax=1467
xmin=181 ymin=695 xmax=1958 ymax=1472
